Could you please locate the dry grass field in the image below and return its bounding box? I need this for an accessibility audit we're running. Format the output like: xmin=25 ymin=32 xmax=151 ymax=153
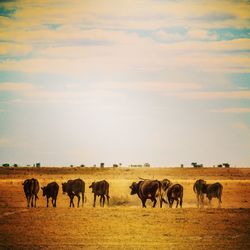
xmin=0 ymin=167 xmax=250 ymax=249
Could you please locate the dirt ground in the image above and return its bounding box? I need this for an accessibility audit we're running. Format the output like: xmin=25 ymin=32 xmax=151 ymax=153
xmin=0 ymin=167 xmax=250 ymax=249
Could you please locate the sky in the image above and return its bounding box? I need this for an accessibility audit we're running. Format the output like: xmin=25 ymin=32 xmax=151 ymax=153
xmin=0 ymin=0 xmax=250 ymax=167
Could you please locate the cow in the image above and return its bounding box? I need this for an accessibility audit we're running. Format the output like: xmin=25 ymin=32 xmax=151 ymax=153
xmin=193 ymin=179 xmax=207 ymax=208
xmin=203 ymin=182 xmax=223 ymax=208
xmin=89 ymin=180 xmax=110 ymax=207
xmin=22 ymin=178 xmax=39 ymax=208
xmin=166 ymin=184 xmax=183 ymax=208
xmin=129 ymin=179 xmax=166 ymax=208
xmin=62 ymin=178 xmax=85 ymax=207
xmin=41 ymin=182 xmax=59 ymax=207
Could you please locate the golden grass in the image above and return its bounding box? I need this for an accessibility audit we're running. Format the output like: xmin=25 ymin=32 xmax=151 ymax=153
xmin=0 ymin=167 xmax=250 ymax=249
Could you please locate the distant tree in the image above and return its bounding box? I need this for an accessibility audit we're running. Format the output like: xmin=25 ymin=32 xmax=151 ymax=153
xmin=217 ymin=164 xmax=223 ymax=168
xmin=100 ymin=163 xmax=104 ymax=168
xmin=191 ymin=162 xmax=197 ymax=168
xmin=191 ymin=162 xmax=203 ymax=168
xmin=113 ymin=164 xmax=118 ymax=168
xmin=223 ymin=163 xmax=230 ymax=168
xmin=80 ymin=164 xmax=85 ymax=168
xmin=36 ymin=163 xmax=41 ymax=168
xmin=180 ymin=164 xmax=184 ymax=168
xmin=2 ymin=163 xmax=10 ymax=167
xmin=70 ymin=165 xmax=74 ymax=168
xmin=144 ymin=163 xmax=150 ymax=167
xmin=13 ymin=164 xmax=18 ymax=167
xmin=119 ymin=163 xmax=122 ymax=167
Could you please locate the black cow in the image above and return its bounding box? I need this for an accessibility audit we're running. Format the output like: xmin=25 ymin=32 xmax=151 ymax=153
xmin=203 ymin=182 xmax=223 ymax=208
xmin=167 ymin=184 xmax=183 ymax=208
xmin=62 ymin=178 xmax=85 ymax=207
xmin=89 ymin=180 xmax=110 ymax=207
xmin=129 ymin=179 xmax=166 ymax=208
xmin=22 ymin=178 xmax=39 ymax=208
xmin=41 ymin=182 xmax=59 ymax=207
xmin=193 ymin=179 xmax=207 ymax=208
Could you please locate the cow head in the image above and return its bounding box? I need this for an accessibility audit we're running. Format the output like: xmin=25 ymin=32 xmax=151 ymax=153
xmin=129 ymin=182 xmax=139 ymax=195
xmin=62 ymin=182 xmax=67 ymax=194
xmin=89 ymin=182 xmax=95 ymax=193
xmin=41 ymin=186 xmax=46 ymax=196
xmin=161 ymin=179 xmax=172 ymax=191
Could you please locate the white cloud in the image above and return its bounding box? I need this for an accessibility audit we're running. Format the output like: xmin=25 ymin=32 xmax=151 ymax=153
xmin=0 ymin=82 xmax=35 ymax=91
xmin=171 ymin=91 xmax=250 ymax=100
xmin=211 ymin=108 xmax=250 ymax=113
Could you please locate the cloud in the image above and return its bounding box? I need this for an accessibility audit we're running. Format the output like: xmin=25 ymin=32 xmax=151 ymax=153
xmin=211 ymin=108 xmax=250 ymax=113
xmin=0 ymin=82 xmax=35 ymax=91
xmin=171 ymin=91 xmax=250 ymax=100
xmin=187 ymin=29 xmax=217 ymax=40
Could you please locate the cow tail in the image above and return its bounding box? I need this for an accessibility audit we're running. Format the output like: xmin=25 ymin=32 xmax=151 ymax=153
xmin=35 ymin=194 xmax=39 ymax=200
xmin=193 ymin=184 xmax=196 ymax=193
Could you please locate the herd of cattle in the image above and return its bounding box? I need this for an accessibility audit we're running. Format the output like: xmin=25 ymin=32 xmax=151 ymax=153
xmin=22 ymin=178 xmax=223 ymax=208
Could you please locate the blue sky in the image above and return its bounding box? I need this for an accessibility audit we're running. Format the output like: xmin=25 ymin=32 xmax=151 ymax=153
xmin=0 ymin=0 xmax=250 ymax=166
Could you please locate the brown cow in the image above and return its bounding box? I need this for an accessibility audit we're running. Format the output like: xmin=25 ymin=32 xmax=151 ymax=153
xmin=193 ymin=179 xmax=207 ymax=208
xmin=203 ymin=182 xmax=223 ymax=208
xmin=167 ymin=184 xmax=183 ymax=208
xmin=22 ymin=178 xmax=39 ymax=208
xmin=89 ymin=180 xmax=110 ymax=207
xmin=129 ymin=179 xmax=166 ymax=208
xmin=41 ymin=182 xmax=59 ymax=207
xmin=62 ymin=178 xmax=85 ymax=207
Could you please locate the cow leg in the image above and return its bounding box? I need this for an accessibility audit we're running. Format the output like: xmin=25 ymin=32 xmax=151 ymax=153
xmin=208 ymin=198 xmax=212 ymax=207
xmin=54 ymin=197 xmax=57 ymax=207
xmin=82 ymin=193 xmax=84 ymax=207
xmin=69 ymin=195 xmax=74 ymax=207
xmin=218 ymin=197 xmax=222 ymax=208
xmin=141 ymin=198 xmax=146 ymax=208
xmin=47 ymin=197 xmax=49 ymax=207
xmin=27 ymin=196 xmax=31 ymax=208
xmin=93 ymin=194 xmax=96 ymax=207
xmin=200 ymin=194 xmax=204 ymax=208
xmin=106 ymin=195 xmax=110 ymax=206
xmin=196 ymin=193 xmax=200 ymax=208
xmin=102 ymin=195 xmax=105 ymax=207
xmin=176 ymin=199 xmax=179 ymax=208
xmin=31 ymin=195 xmax=34 ymax=207
xmin=180 ymin=197 xmax=183 ymax=208
xmin=169 ymin=199 xmax=173 ymax=208
xmin=152 ymin=198 xmax=157 ymax=208
xmin=76 ymin=194 xmax=80 ymax=207
xmin=100 ymin=195 xmax=102 ymax=207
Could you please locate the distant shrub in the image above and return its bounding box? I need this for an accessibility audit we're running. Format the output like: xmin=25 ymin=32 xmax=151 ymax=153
xmin=2 ymin=163 xmax=10 ymax=167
